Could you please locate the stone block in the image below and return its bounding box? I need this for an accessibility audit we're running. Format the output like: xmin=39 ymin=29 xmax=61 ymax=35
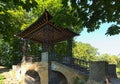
xmin=89 ymin=61 xmax=108 ymax=82
xmin=108 ymin=64 xmax=117 ymax=78
xmin=41 ymin=52 xmax=48 ymax=62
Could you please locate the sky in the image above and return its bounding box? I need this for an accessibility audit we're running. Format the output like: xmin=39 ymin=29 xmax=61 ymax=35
xmin=75 ymin=23 xmax=120 ymax=55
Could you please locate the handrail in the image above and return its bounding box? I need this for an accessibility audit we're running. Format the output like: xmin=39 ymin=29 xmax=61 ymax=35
xmin=49 ymin=55 xmax=90 ymax=75
xmin=25 ymin=54 xmax=90 ymax=75
xmin=73 ymin=58 xmax=89 ymax=70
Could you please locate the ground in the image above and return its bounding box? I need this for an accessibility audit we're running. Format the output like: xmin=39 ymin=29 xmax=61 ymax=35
xmin=0 ymin=66 xmax=9 ymax=82
xmin=0 ymin=66 xmax=17 ymax=84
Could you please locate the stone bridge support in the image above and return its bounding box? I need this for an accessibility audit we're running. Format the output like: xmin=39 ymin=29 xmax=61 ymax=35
xmin=108 ymin=64 xmax=117 ymax=78
xmin=12 ymin=52 xmax=49 ymax=84
xmin=51 ymin=61 xmax=88 ymax=84
xmin=87 ymin=61 xmax=108 ymax=84
xmin=12 ymin=62 xmax=48 ymax=84
xmin=11 ymin=52 xmax=88 ymax=84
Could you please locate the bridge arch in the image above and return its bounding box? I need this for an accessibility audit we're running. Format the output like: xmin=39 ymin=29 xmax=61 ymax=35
xmin=49 ymin=70 xmax=68 ymax=84
xmin=25 ymin=70 xmax=41 ymax=84
xmin=51 ymin=61 xmax=87 ymax=84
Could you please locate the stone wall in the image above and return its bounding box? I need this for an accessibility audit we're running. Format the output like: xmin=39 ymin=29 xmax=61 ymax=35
xmin=108 ymin=64 xmax=117 ymax=78
xmin=86 ymin=61 xmax=110 ymax=84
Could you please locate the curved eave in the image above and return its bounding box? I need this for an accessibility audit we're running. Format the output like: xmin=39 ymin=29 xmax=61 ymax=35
xmin=16 ymin=10 xmax=79 ymax=43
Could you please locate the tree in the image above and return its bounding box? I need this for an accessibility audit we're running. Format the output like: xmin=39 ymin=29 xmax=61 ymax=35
xmin=73 ymin=42 xmax=98 ymax=61
xmin=0 ymin=0 xmax=70 ymax=66
xmin=0 ymin=39 xmax=13 ymax=67
xmin=1 ymin=0 xmax=120 ymax=66
xmin=0 ymin=0 xmax=38 ymax=12
xmin=96 ymin=53 xmax=120 ymax=65
xmin=61 ymin=0 xmax=120 ymax=35
xmin=0 ymin=1 xmax=40 ymax=66
xmin=96 ymin=53 xmax=110 ymax=61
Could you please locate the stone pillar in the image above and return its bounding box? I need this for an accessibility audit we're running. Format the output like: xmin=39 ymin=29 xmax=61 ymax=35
xmin=108 ymin=64 xmax=117 ymax=78
xmin=41 ymin=52 xmax=49 ymax=84
xmin=88 ymin=61 xmax=108 ymax=83
xmin=41 ymin=52 xmax=48 ymax=62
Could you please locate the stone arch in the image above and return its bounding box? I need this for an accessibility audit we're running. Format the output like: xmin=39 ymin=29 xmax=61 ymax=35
xmin=49 ymin=70 xmax=68 ymax=84
xmin=51 ymin=61 xmax=87 ymax=84
xmin=25 ymin=70 xmax=40 ymax=84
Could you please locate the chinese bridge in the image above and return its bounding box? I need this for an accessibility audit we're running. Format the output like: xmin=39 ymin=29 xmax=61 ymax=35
xmin=15 ymin=10 xmax=88 ymax=84
xmin=8 ymin=10 xmax=117 ymax=84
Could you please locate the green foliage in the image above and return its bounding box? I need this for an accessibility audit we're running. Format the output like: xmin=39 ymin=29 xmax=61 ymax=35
xmin=0 ymin=38 xmax=23 ymax=67
xmin=0 ymin=39 xmax=12 ymax=66
xmin=96 ymin=54 xmax=120 ymax=65
xmin=0 ymin=0 xmax=120 ymax=67
xmin=28 ymin=41 xmax=42 ymax=56
xmin=106 ymin=25 xmax=120 ymax=36
xmin=96 ymin=54 xmax=110 ymax=61
xmin=62 ymin=0 xmax=120 ymax=35
xmin=116 ymin=68 xmax=120 ymax=78
xmin=0 ymin=2 xmax=29 ymax=41
xmin=30 ymin=0 xmax=83 ymax=33
xmin=73 ymin=42 xmax=98 ymax=61
xmin=54 ymin=41 xmax=67 ymax=61
xmin=0 ymin=1 xmax=39 ymax=67
xmin=52 ymin=8 xmax=83 ymax=33
xmin=0 ymin=0 xmax=38 ymax=12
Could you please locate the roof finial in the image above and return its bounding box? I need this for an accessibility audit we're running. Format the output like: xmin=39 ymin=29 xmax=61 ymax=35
xmin=45 ymin=9 xmax=47 ymax=12
xmin=44 ymin=9 xmax=48 ymax=21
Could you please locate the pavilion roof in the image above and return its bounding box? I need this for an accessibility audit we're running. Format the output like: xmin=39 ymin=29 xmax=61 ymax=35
xmin=16 ymin=10 xmax=79 ymax=43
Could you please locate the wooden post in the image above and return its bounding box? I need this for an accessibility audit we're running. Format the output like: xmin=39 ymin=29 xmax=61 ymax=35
xmin=67 ymin=39 xmax=72 ymax=57
xmin=67 ymin=39 xmax=73 ymax=64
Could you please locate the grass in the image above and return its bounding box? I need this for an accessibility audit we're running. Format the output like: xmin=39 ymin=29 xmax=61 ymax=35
xmin=116 ymin=67 xmax=120 ymax=78
xmin=0 ymin=75 xmax=5 ymax=84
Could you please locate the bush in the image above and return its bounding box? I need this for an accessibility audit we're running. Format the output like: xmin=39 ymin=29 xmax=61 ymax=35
xmin=116 ymin=67 xmax=120 ymax=78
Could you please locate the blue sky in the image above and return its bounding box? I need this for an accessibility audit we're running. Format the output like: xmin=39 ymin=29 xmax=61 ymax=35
xmin=75 ymin=23 xmax=120 ymax=55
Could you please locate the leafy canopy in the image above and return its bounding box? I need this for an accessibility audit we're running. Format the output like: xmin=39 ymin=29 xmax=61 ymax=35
xmin=0 ymin=0 xmax=120 ymax=67
xmin=62 ymin=0 xmax=120 ymax=35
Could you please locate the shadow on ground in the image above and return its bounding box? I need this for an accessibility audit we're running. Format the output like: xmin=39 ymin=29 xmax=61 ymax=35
xmin=0 ymin=66 xmax=9 ymax=74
